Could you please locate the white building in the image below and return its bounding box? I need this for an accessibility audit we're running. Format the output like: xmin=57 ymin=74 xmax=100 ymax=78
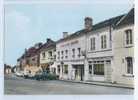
xmin=39 ymin=39 xmax=56 ymax=73
xmin=112 ymin=8 xmax=134 ymax=86
xmin=56 ymin=8 xmax=134 ymax=87
xmin=56 ymin=31 xmax=87 ymax=81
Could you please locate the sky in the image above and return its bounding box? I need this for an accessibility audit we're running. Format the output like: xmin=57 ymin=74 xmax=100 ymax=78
xmin=4 ymin=0 xmax=134 ymax=66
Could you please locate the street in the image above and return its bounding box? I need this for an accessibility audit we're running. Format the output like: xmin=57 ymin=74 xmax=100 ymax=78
xmin=4 ymin=74 xmax=134 ymax=95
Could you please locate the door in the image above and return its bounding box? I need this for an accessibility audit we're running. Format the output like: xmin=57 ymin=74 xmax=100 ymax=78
xmin=74 ymin=65 xmax=84 ymax=81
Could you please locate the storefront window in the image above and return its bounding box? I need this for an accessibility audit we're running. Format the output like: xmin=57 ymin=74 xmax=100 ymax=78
xmin=64 ymin=65 xmax=68 ymax=74
xmin=93 ymin=64 xmax=104 ymax=75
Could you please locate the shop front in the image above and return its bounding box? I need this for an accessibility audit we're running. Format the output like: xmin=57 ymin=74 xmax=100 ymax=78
xmin=88 ymin=58 xmax=112 ymax=82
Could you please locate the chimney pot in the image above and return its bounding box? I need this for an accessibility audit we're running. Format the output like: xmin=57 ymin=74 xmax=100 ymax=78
xmin=47 ymin=38 xmax=51 ymax=42
xmin=84 ymin=17 xmax=93 ymax=30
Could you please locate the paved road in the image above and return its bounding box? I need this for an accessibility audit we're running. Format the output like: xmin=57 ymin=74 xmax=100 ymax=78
xmin=4 ymin=74 xmax=134 ymax=95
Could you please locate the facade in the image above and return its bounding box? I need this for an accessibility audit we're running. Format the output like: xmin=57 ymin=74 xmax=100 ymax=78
xmin=56 ymin=8 xmax=134 ymax=87
xmin=56 ymin=31 xmax=87 ymax=80
xmin=39 ymin=39 xmax=56 ymax=73
xmin=86 ymin=15 xmax=124 ymax=82
xmin=17 ymin=43 xmax=42 ymax=76
xmin=112 ymin=8 xmax=134 ymax=86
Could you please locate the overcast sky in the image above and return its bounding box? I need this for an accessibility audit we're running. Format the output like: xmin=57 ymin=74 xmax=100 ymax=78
xmin=4 ymin=0 xmax=134 ymax=66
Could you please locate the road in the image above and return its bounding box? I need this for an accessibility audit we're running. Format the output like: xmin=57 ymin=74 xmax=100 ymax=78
xmin=4 ymin=74 xmax=134 ymax=95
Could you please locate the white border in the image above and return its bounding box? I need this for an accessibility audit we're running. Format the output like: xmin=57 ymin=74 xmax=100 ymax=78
xmin=0 ymin=0 xmax=136 ymax=100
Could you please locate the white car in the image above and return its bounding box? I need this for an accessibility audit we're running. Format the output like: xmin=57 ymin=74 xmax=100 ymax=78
xmin=15 ymin=72 xmax=24 ymax=77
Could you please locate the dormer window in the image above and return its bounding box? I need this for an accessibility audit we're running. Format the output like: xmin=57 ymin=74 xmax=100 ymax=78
xmin=125 ymin=29 xmax=133 ymax=46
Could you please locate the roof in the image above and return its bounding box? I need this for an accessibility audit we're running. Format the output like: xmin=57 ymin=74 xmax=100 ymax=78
xmin=115 ymin=8 xmax=134 ymax=28
xmin=39 ymin=39 xmax=56 ymax=52
xmin=25 ymin=47 xmax=38 ymax=57
xmin=57 ymin=14 xmax=125 ymax=43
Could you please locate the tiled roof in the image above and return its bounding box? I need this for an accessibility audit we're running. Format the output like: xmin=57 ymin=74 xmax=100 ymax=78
xmin=56 ymin=14 xmax=125 ymax=43
xmin=115 ymin=8 xmax=134 ymax=28
xmin=39 ymin=39 xmax=56 ymax=51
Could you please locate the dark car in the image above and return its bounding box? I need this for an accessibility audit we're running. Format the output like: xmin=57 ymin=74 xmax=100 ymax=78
xmin=34 ymin=71 xmax=47 ymax=80
xmin=34 ymin=71 xmax=58 ymax=81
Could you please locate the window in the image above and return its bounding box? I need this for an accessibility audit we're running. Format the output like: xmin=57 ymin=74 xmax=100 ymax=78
xmin=61 ymin=51 xmax=64 ymax=59
xmin=78 ymin=48 xmax=81 ymax=57
xmin=32 ymin=58 xmax=35 ymax=61
xmin=89 ymin=65 xmax=92 ymax=74
xmin=58 ymin=65 xmax=60 ymax=73
xmin=53 ymin=68 xmax=56 ymax=74
xmin=42 ymin=52 xmax=45 ymax=58
xmin=65 ymin=50 xmax=68 ymax=59
xmin=101 ymin=35 xmax=107 ymax=49
xmin=57 ymin=51 xmax=60 ymax=59
xmin=125 ymin=29 xmax=132 ymax=45
xmin=64 ymin=65 xmax=68 ymax=74
xmin=126 ymin=57 xmax=133 ymax=74
xmin=72 ymin=49 xmax=75 ymax=58
xmin=90 ymin=37 xmax=95 ymax=50
xmin=54 ymin=55 xmax=56 ymax=59
xmin=93 ymin=64 xmax=104 ymax=75
xmin=49 ymin=51 xmax=52 ymax=57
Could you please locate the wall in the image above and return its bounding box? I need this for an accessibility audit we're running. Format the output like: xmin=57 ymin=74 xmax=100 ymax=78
xmin=112 ymin=24 xmax=134 ymax=86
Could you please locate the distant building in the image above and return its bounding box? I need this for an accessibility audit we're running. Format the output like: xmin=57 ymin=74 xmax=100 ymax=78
xmin=17 ymin=43 xmax=42 ymax=76
xmin=4 ymin=64 xmax=12 ymax=74
xmin=39 ymin=38 xmax=56 ymax=74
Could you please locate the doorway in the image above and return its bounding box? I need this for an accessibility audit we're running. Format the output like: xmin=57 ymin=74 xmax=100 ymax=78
xmin=73 ymin=65 xmax=84 ymax=81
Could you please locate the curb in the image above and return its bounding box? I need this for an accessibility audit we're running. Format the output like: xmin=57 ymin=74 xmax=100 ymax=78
xmin=59 ymin=79 xmax=134 ymax=89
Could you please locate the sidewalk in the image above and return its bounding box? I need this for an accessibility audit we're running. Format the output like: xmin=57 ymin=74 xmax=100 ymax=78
xmin=59 ymin=79 xmax=134 ymax=89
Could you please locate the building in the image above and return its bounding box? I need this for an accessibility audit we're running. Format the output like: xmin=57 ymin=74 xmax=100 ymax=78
xmin=39 ymin=38 xmax=56 ymax=73
xmin=17 ymin=43 xmax=42 ymax=76
xmin=86 ymin=15 xmax=124 ymax=82
xmin=112 ymin=8 xmax=134 ymax=86
xmin=56 ymin=26 xmax=91 ymax=81
xmin=56 ymin=8 xmax=134 ymax=87
xmin=4 ymin=64 xmax=12 ymax=74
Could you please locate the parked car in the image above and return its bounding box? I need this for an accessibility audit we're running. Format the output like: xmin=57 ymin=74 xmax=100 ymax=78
xmin=24 ymin=72 xmax=35 ymax=79
xmin=34 ymin=71 xmax=58 ymax=81
xmin=34 ymin=71 xmax=47 ymax=80
xmin=15 ymin=72 xmax=24 ymax=77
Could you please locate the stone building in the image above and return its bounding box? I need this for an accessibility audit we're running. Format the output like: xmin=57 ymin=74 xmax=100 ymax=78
xmin=86 ymin=15 xmax=124 ymax=82
xmin=39 ymin=38 xmax=56 ymax=73
xmin=112 ymin=8 xmax=134 ymax=86
xmin=17 ymin=43 xmax=42 ymax=76
xmin=56 ymin=8 xmax=134 ymax=87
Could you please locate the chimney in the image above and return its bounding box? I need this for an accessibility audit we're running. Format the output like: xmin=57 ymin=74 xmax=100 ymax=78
xmin=47 ymin=38 xmax=51 ymax=42
xmin=84 ymin=17 xmax=93 ymax=30
xmin=34 ymin=42 xmax=42 ymax=49
xmin=63 ymin=32 xmax=68 ymax=38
